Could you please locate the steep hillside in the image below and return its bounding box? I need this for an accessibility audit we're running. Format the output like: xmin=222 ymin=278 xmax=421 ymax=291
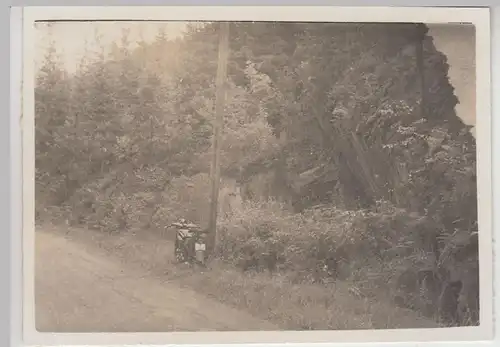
xmin=429 ymin=24 xmax=475 ymax=134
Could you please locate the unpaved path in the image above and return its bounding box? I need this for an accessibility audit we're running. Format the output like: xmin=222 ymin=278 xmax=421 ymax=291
xmin=35 ymin=229 xmax=278 ymax=332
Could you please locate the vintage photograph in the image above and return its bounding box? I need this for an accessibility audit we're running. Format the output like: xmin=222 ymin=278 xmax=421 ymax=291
xmin=26 ymin=6 xmax=492 ymax=343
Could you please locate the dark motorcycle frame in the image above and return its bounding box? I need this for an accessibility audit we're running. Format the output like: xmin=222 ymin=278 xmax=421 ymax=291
xmin=170 ymin=222 xmax=209 ymax=265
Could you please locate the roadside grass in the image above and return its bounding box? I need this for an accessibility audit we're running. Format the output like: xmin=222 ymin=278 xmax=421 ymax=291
xmin=39 ymin=223 xmax=439 ymax=331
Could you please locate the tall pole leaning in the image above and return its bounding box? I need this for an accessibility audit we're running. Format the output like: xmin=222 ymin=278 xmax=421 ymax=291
xmin=416 ymin=23 xmax=427 ymax=120
xmin=207 ymin=22 xmax=230 ymax=257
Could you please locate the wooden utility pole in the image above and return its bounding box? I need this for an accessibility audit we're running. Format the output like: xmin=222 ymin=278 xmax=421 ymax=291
xmin=416 ymin=23 xmax=427 ymax=120
xmin=207 ymin=22 xmax=230 ymax=256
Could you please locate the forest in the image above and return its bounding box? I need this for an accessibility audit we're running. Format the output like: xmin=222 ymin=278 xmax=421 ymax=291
xmin=35 ymin=21 xmax=479 ymax=329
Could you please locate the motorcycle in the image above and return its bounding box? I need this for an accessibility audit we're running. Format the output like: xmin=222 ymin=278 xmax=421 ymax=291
xmin=169 ymin=219 xmax=209 ymax=266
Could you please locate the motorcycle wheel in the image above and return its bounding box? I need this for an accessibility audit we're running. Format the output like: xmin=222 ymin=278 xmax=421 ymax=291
xmin=174 ymin=239 xmax=187 ymax=263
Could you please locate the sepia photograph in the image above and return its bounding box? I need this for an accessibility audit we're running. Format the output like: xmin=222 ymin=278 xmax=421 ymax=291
xmin=22 ymin=6 xmax=492 ymax=345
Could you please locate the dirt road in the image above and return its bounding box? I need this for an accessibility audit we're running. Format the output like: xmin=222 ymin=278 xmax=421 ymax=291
xmin=35 ymin=229 xmax=278 ymax=332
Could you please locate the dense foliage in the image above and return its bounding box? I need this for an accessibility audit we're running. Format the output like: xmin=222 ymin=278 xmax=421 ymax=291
xmin=35 ymin=22 xmax=479 ymax=326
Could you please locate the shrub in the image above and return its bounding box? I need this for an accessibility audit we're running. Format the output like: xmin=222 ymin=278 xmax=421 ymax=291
xmin=215 ymin=198 xmax=478 ymax=325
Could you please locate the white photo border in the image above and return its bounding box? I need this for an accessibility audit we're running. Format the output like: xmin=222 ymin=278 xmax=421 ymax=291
xmin=20 ymin=5 xmax=493 ymax=346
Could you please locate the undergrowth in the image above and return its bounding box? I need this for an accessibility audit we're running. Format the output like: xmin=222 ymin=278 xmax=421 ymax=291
xmin=39 ymin=188 xmax=479 ymax=327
